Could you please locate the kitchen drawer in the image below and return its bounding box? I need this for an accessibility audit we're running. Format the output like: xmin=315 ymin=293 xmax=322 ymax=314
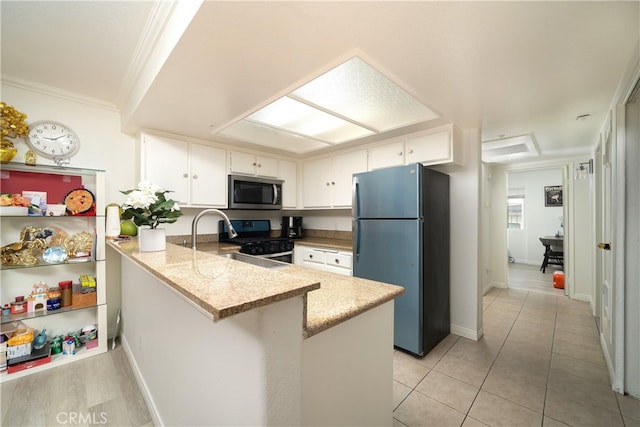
xmin=323 ymin=264 xmax=352 ymax=276
xmin=301 ymin=248 xmax=325 ymax=264
xmin=325 ymin=252 xmax=352 ymax=269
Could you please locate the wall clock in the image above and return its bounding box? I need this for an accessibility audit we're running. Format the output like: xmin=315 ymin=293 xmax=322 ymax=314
xmin=27 ymin=120 xmax=80 ymax=166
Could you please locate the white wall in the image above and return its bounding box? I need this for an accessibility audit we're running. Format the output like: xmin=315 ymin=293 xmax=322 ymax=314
xmin=487 ymin=164 xmax=508 ymax=291
xmin=1 ymin=83 xmax=137 ymax=204
xmin=434 ymin=128 xmax=482 ymax=340
xmin=507 ymin=168 xmax=564 ymax=265
xmin=624 ymin=77 xmax=640 ymax=397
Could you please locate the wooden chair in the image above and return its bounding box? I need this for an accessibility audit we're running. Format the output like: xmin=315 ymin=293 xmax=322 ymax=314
xmin=539 ymin=237 xmax=563 ymax=273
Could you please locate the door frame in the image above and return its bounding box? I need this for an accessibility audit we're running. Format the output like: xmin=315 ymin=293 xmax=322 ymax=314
xmin=504 ymin=163 xmax=571 ymax=297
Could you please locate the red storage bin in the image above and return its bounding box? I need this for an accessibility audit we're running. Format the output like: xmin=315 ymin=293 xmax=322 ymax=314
xmin=553 ymin=271 xmax=565 ymax=289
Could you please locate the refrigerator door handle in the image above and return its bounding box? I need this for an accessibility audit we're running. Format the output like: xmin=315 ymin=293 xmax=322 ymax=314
xmin=354 ymin=220 xmax=361 ymax=258
xmin=352 ymin=176 xmax=360 ymax=219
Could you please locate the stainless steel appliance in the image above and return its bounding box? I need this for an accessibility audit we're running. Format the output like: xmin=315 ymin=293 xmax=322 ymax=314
xmin=219 ymin=219 xmax=294 ymax=263
xmin=281 ymin=216 xmax=303 ymax=239
xmin=352 ymin=163 xmax=450 ymax=357
xmin=228 ymin=175 xmax=283 ymax=210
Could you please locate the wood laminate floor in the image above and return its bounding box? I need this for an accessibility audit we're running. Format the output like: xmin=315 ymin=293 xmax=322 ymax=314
xmin=1 ymin=342 xmax=152 ymax=426
xmin=508 ymin=262 xmax=565 ymax=296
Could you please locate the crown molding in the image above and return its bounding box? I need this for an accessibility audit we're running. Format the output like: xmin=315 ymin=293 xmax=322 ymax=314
xmin=1 ymin=74 xmax=119 ymax=112
xmin=115 ymin=0 xmax=178 ymax=108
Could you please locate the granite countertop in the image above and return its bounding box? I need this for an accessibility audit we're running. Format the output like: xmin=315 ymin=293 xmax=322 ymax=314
xmin=295 ymin=236 xmax=353 ymax=251
xmin=108 ymin=239 xmax=402 ymax=338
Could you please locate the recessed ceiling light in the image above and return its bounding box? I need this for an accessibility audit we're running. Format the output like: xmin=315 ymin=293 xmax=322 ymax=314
xmin=482 ymin=133 xmax=540 ymax=163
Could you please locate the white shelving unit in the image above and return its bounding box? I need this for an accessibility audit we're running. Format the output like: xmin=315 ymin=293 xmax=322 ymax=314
xmin=0 ymin=162 xmax=107 ymax=382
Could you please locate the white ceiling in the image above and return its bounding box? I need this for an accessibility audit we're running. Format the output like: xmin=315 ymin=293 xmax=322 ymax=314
xmin=2 ymin=1 xmax=639 ymax=161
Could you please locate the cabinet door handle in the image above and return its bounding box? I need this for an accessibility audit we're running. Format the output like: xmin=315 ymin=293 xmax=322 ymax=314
xmin=335 ymin=258 xmax=340 ymax=264
xmin=183 ymin=173 xmax=188 ymax=178
xmin=257 ymin=164 xmax=261 ymax=168
xmin=253 ymin=162 xmax=257 ymax=166
xmin=408 ymin=149 xmax=413 ymax=154
xmin=331 ymin=181 xmax=335 ymax=185
xmin=398 ymin=151 xmax=403 ymax=156
xmin=326 ymin=182 xmax=330 ymax=186
xmin=309 ymin=254 xmax=313 ymax=259
xmin=192 ymin=174 xmax=198 ymax=179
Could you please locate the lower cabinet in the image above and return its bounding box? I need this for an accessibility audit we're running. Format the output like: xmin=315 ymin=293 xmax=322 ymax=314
xmin=294 ymin=245 xmax=353 ymax=276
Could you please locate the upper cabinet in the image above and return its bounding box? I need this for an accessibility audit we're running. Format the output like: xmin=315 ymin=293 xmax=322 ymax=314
xmin=369 ymin=124 xmax=463 ymax=170
xmin=302 ymin=150 xmax=368 ymax=209
xmin=141 ymin=133 xmax=227 ymax=208
xmin=278 ymin=159 xmax=298 ymax=209
xmin=229 ymin=151 xmax=278 ymax=178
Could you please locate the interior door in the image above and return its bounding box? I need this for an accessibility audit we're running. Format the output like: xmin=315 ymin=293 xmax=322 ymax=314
xmin=598 ymin=117 xmax=615 ymax=375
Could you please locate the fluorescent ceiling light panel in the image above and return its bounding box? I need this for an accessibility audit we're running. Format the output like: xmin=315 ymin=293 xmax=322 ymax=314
xmin=292 ymin=57 xmax=438 ymax=132
xmin=247 ymin=97 xmax=374 ymax=143
xmin=219 ymin=119 xmax=331 ymax=154
xmin=217 ymin=56 xmax=439 ymax=152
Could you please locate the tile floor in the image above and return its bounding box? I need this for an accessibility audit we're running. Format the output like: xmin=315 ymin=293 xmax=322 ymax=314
xmin=2 ymin=267 xmax=639 ymax=427
xmin=392 ymin=286 xmax=640 ymax=427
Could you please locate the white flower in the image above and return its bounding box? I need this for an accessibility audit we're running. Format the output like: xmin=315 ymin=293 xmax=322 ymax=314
xmin=138 ymin=181 xmax=163 ymax=195
xmin=124 ymin=189 xmax=157 ymax=209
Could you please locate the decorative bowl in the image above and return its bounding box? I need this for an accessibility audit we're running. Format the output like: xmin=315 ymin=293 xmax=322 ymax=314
xmin=0 ymin=147 xmax=17 ymax=163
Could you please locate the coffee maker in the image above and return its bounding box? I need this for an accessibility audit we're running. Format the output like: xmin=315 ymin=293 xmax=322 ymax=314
xmin=281 ymin=216 xmax=303 ymax=239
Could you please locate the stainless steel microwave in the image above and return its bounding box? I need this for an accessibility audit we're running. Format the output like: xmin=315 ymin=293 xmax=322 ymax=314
xmin=228 ymin=174 xmax=283 ymax=210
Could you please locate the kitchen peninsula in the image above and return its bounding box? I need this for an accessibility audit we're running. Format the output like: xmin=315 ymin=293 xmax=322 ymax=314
xmin=107 ymin=239 xmax=403 ymax=426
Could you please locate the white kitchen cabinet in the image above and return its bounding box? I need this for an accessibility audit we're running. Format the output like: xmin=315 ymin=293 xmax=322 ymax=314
xmin=141 ymin=133 xmax=227 ymax=207
xmin=278 ymin=159 xmax=298 ymax=209
xmin=302 ymin=157 xmax=332 ymax=208
xmin=302 ymin=150 xmax=368 ymax=209
xmin=229 ymin=151 xmax=278 ymax=178
xmin=0 ymin=163 xmax=108 ymax=382
xmin=294 ymin=245 xmax=352 ymax=276
xmin=190 ymin=143 xmax=227 ymax=207
xmin=369 ymin=124 xmax=462 ymax=170
xmin=141 ymin=133 xmax=189 ymax=203
xmin=369 ymin=140 xmax=405 ymax=170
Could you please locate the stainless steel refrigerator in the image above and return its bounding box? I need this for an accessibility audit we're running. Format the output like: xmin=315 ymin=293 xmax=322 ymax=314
xmin=352 ymin=163 xmax=450 ymax=357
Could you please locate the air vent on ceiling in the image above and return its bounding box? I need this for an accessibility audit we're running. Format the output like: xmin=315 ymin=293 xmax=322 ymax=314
xmin=482 ymin=133 xmax=540 ymax=163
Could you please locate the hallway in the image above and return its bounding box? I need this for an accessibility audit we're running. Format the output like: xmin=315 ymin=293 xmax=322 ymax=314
xmin=392 ymin=288 xmax=640 ymax=426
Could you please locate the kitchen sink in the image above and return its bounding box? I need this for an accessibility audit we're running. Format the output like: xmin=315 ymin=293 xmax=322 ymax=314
xmin=218 ymin=252 xmax=290 ymax=270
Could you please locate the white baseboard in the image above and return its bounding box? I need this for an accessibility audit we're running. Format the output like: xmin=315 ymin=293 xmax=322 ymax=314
xmin=484 ymin=281 xmax=506 ymax=295
xmin=120 ymin=334 xmax=164 ymax=427
xmin=450 ymin=324 xmax=481 ymax=341
xmin=600 ymin=332 xmax=617 ymax=393
xmin=573 ymin=293 xmax=592 ymax=304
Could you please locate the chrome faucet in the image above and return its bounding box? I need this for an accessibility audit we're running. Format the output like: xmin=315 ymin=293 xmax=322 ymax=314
xmin=191 ymin=209 xmax=238 ymax=250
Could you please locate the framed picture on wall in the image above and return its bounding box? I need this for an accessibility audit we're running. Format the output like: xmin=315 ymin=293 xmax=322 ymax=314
xmin=544 ymin=186 xmax=563 ymax=207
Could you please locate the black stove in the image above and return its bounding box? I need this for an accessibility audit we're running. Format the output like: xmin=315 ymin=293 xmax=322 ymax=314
xmin=218 ymin=219 xmax=294 ymax=257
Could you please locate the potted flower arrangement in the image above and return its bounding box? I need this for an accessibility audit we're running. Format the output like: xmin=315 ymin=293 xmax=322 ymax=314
xmin=0 ymin=102 xmax=29 ymax=163
xmin=121 ymin=182 xmax=182 ymax=251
